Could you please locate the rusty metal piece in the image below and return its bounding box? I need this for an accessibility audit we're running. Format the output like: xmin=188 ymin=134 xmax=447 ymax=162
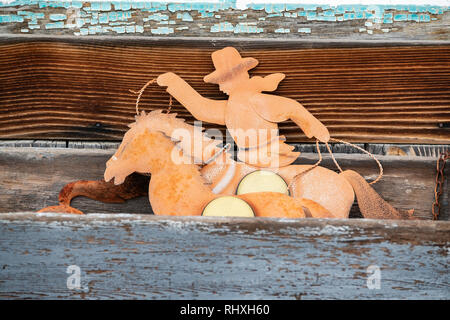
xmin=432 ymin=151 xmax=449 ymax=220
xmin=37 ymin=204 xmax=84 ymax=215
xmin=37 ymin=173 xmax=150 ymax=214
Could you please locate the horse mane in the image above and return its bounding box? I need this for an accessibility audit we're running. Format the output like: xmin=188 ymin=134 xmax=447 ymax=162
xmin=127 ymin=110 xmax=225 ymax=186
xmin=130 ymin=110 xmax=229 ymax=164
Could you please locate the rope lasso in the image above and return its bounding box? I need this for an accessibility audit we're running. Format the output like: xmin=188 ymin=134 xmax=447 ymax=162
xmin=288 ymin=139 xmax=322 ymax=192
xmin=129 ymin=78 xmax=157 ymax=115
xmin=326 ymin=137 xmax=383 ymax=185
xmin=167 ymin=95 xmax=173 ymax=114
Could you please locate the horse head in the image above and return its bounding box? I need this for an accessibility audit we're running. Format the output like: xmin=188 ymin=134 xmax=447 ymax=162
xmin=104 ymin=110 xmax=184 ymax=185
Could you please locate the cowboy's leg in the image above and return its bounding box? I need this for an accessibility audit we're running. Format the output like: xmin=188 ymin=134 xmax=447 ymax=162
xmin=37 ymin=173 xmax=149 ymax=214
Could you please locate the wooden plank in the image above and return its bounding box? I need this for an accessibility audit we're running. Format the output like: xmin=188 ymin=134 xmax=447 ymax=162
xmin=0 ymin=1 xmax=448 ymax=40
xmin=0 ymin=38 xmax=449 ymax=143
xmin=0 ymin=213 xmax=448 ymax=299
xmin=0 ymin=147 xmax=151 ymax=215
xmin=2 ymin=139 xmax=449 ymax=156
xmin=0 ymin=147 xmax=447 ymax=220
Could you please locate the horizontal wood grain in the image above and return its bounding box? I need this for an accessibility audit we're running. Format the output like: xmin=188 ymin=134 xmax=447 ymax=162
xmin=0 ymin=147 xmax=447 ymax=221
xmin=0 ymin=38 xmax=449 ymax=143
xmin=0 ymin=213 xmax=448 ymax=299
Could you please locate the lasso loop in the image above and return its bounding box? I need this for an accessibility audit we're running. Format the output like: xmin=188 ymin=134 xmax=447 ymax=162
xmin=326 ymin=138 xmax=383 ymax=185
xmin=129 ymin=78 xmax=157 ymax=115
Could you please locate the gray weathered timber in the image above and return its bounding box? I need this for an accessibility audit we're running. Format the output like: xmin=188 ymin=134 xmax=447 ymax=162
xmin=0 ymin=147 xmax=448 ymax=220
xmin=0 ymin=2 xmax=448 ymax=40
xmin=0 ymin=147 xmax=151 ymax=214
xmin=0 ymin=213 xmax=448 ymax=299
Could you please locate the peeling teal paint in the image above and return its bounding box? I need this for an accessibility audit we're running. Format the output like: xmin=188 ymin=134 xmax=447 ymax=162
xmin=274 ymin=27 xmax=290 ymax=33
xmin=200 ymin=12 xmax=214 ymax=18
xmin=264 ymin=4 xmax=285 ymax=14
xmin=151 ymin=26 xmax=174 ymax=35
xmin=45 ymin=21 xmax=64 ymax=29
xmin=111 ymin=25 xmax=125 ymax=33
xmin=316 ymin=15 xmax=336 ymax=22
xmin=298 ymin=27 xmax=311 ymax=33
xmin=99 ymin=13 xmax=109 ymax=24
xmin=394 ymin=14 xmax=408 ymax=22
xmin=0 ymin=14 xmax=24 ymax=23
xmin=18 ymin=11 xmax=44 ymax=19
xmin=89 ymin=2 xmax=108 ymax=11
xmin=49 ymin=13 xmax=67 ymax=21
xmin=0 ymin=1 xmax=448 ymax=37
xmin=177 ymin=12 xmax=193 ymax=22
xmin=144 ymin=13 xmax=169 ymax=22
xmin=234 ymin=22 xmax=263 ymax=34
xmin=306 ymin=11 xmax=316 ymax=20
xmin=136 ymin=25 xmax=144 ymax=33
xmin=210 ymin=22 xmax=234 ymax=33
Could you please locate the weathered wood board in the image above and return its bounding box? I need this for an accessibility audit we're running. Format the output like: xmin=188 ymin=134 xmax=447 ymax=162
xmin=0 ymin=37 xmax=449 ymax=143
xmin=0 ymin=213 xmax=448 ymax=299
xmin=0 ymin=1 xmax=448 ymax=40
xmin=0 ymin=146 xmax=447 ymax=220
xmin=0 ymin=1 xmax=448 ymax=302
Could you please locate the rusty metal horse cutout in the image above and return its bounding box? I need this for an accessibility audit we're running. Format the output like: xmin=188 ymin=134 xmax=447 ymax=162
xmin=38 ymin=47 xmax=415 ymax=220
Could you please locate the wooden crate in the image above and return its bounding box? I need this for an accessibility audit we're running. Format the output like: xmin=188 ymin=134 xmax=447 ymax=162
xmin=0 ymin=1 xmax=449 ymax=299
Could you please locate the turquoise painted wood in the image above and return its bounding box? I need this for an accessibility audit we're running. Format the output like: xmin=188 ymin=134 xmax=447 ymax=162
xmin=0 ymin=1 xmax=448 ymax=39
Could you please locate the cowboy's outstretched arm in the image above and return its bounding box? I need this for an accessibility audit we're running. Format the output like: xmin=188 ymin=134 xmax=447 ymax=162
xmin=249 ymin=93 xmax=330 ymax=143
xmin=157 ymin=72 xmax=226 ymax=125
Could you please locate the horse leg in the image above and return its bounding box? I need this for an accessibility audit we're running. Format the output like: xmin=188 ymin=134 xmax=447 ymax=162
xmin=37 ymin=173 xmax=149 ymax=214
xmin=280 ymin=165 xmax=355 ymax=219
xmin=299 ymin=198 xmax=334 ymax=218
xmin=340 ymin=170 xmax=415 ymax=220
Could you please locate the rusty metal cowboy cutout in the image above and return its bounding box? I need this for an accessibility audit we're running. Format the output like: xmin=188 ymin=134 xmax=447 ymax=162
xmin=157 ymin=47 xmax=330 ymax=168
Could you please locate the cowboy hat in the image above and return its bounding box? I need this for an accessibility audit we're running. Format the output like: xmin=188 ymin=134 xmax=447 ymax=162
xmin=204 ymin=47 xmax=259 ymax=84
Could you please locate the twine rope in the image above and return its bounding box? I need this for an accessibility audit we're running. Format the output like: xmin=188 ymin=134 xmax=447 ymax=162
xmin=288 ymin=139 xmax=322 ymax=191
xmin=129 ymin=78 xmax=157 ymax=115
xmin=326 ymin=137 xmax=383 ymax=185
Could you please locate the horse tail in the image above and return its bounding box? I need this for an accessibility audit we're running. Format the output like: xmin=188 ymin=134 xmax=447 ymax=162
xmin=340 ymin=170 xmax=415 ymax=220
